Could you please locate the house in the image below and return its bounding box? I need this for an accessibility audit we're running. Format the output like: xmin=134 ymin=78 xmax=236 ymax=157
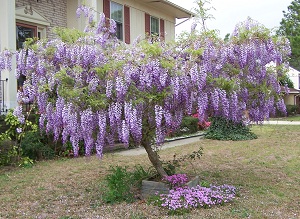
xmin=283 ymin=67 xmax=300 ymax=111
xmin=0 ymin=0 xmax=194 ymax=113
xmin=287 ymin=66 xmax=300 ymax=90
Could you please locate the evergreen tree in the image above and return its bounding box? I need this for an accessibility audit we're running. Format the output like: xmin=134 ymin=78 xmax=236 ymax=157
xmin=278 ymin=0 xmax=300 ymax=70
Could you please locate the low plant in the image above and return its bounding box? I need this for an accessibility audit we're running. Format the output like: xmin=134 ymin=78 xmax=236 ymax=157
xmin=19 ymin=156 xmax=34 ymax=168
xmin=102 ymin=166 xmax=134 ymax=203
xmin=0 ymin=109 xmax=77 ymax=164
xmin=131 ymin=165 xmax=153 ymax=188
xmin=20 ymin=130 xmax=55 ymax=161
xmin=101 ymin=165 xmax=153 ymax=203
xmin=0 ymin=139 xmax=19 ymax=166
xmin=0 ymin=109 xmax=38 ymax=142
xmin=0 ymin=137 xmax=36 ymax=167
xmin=192 ymin=112 xmax=211 ymax=130
xmin=286 ymin=104 xmax=299 ymax=116
xmin=0 ymin=109 xmax=38 ymax=166
xmin=205 ymin=117 xmax=257 ymax=141
xmin=167 ymin=116 xmax=200 ymax=137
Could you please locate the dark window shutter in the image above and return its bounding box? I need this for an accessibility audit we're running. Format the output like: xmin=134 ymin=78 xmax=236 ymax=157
xmin=160 ymin=19 xmax=165 ymax=40
xmin=103 ymin=0 xmax=110 ymax=18
xmin=145 ymin=13 xmax=150 ymax=36
xmin=124 ymin=5 xmax=130 ymax=44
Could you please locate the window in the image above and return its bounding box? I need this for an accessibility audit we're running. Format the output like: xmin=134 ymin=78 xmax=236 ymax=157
xmin=150 ymin=16 xmax=159 ymax=36
xmin=110 ymin=1 xmax=123 ymax=41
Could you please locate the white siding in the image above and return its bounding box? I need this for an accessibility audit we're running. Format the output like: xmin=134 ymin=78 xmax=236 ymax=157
xmin=1 ymin=0 xmax=17 ymax=110
xmin=66 ymin=0 xmax=176 ymax=42
xmin=288 ymin=67 xmax=300 ymax=89
xmin=165 ymin=20 xmax=175 ymax=42
xmin=130 ymin=7 xmax=145 ymax=43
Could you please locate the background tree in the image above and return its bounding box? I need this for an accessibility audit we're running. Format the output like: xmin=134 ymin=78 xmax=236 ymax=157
xmin=277 ymin=0 xmax=300 ymax=70
xmin=192 ymin=0 xmax=215 ymax=31
xmin=279 ymin=74 xmax=294 ymax=88
xmin=224 ymin=33 xmax=230 ymax=42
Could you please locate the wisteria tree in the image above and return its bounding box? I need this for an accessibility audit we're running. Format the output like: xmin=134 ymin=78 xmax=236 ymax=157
xmin=0 ymin=6 xmax=290 ymax=177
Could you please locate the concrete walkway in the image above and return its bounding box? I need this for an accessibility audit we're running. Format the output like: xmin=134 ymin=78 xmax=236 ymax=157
xmin=116 ymin=135 xmax=204 ymax=156
xmin=116 ymin=120 xmax=300 ymax=156
xmin=262 ymin=120 xmax=300 ymax=125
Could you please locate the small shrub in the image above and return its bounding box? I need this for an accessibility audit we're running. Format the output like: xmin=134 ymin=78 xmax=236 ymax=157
xmin=102 ymin=166 xmax=134 ymax=203
xmin=0 ymin=139 xmax=19 ymax=166
xmin=131 ymin=165 xmax=153 ymax=188
xmin=160 ymin=161 xmax=176 ymax=176
xmin=20 ymin=131 xmax=55 ymax=161
xmin=19 ymin=156 xmax=34 ymax=168
xmin=101 ymin=165 xmax=152 ymax=203
xmin=286 ymin=104 xmax=299 ymax=116
xmin=180 ymin=116 xmax=199 ymax=134
xmin=168 ymin=116 xmax=199 ymax=137
xmin=205 ymin=117 xmax=257 ymax=141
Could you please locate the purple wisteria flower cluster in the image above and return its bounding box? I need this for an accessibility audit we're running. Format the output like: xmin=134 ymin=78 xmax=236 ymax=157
xmin=0 ymin=7 xmax=291 ymax=160
xmin=0 ymin=50 xmax=13 ymax=71
xmin=159 ymin=183 xmax=236 ymax=212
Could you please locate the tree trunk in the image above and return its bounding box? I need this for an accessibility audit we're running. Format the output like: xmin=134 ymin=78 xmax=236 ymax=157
xmin=143 ymin=140 xmax=167 ymax=178
xmin=141 ymin=105 xmax=167 ymax=178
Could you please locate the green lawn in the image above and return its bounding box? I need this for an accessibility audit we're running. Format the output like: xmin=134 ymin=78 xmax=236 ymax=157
xmin=0 ymin=125 xmax=299 ymax=218
xmin=270 ymin=115 xmax=300 ymax=121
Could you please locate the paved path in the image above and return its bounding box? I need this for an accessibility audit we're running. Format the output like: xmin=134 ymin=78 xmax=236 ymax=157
xmin=116 ymin=120 xmax=299 ymax=156
xmin=262 ymin=120 xmax=300 ymax=125
xmin=116 ymin=135 xmax=204 ymax=156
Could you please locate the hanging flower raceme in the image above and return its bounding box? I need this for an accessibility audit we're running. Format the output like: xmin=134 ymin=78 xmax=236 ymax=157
xmin=0 ymin=50 xmax=13 ymax=71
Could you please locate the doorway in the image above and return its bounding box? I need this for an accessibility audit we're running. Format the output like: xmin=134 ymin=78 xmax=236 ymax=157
xmin=16 ymin=23 xmax=37 ymax=112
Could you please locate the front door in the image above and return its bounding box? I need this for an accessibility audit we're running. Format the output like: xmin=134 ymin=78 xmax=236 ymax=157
xmin=16 ymin=23 xmax=37 ymax=49
xmin=16 ymin=23 xmax=37 ymax=111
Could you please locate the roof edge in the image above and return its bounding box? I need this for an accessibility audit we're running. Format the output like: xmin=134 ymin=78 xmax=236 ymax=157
xmin=162 ymin=0 xmax=197 ymax=18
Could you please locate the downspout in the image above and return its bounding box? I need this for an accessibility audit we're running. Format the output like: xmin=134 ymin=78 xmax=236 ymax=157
xmin=1 ymin=78 xmax=8 ymax=112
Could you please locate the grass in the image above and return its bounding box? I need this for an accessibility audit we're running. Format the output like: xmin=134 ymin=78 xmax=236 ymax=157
xmin=270 ymin=114 xmax=300 ymax=121
xmin=0 ymin=125 xmax=300 ymax=218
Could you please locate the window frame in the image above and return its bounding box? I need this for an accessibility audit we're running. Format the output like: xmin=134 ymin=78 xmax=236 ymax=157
xmin=16 ymin=22 xmax=37 ymax=49
xmin=110 ymin=1 xmax=124 ymax=41
xmin=150 ymin=16 xmax=159 ymax=36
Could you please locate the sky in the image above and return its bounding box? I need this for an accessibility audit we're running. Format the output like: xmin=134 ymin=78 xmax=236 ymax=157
xmin=170 ymin=0 xmax=292 ymax=38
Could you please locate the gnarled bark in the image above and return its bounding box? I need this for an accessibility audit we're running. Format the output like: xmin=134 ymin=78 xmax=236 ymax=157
xmin=142 ymin=139 xmax=167 ymax=178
